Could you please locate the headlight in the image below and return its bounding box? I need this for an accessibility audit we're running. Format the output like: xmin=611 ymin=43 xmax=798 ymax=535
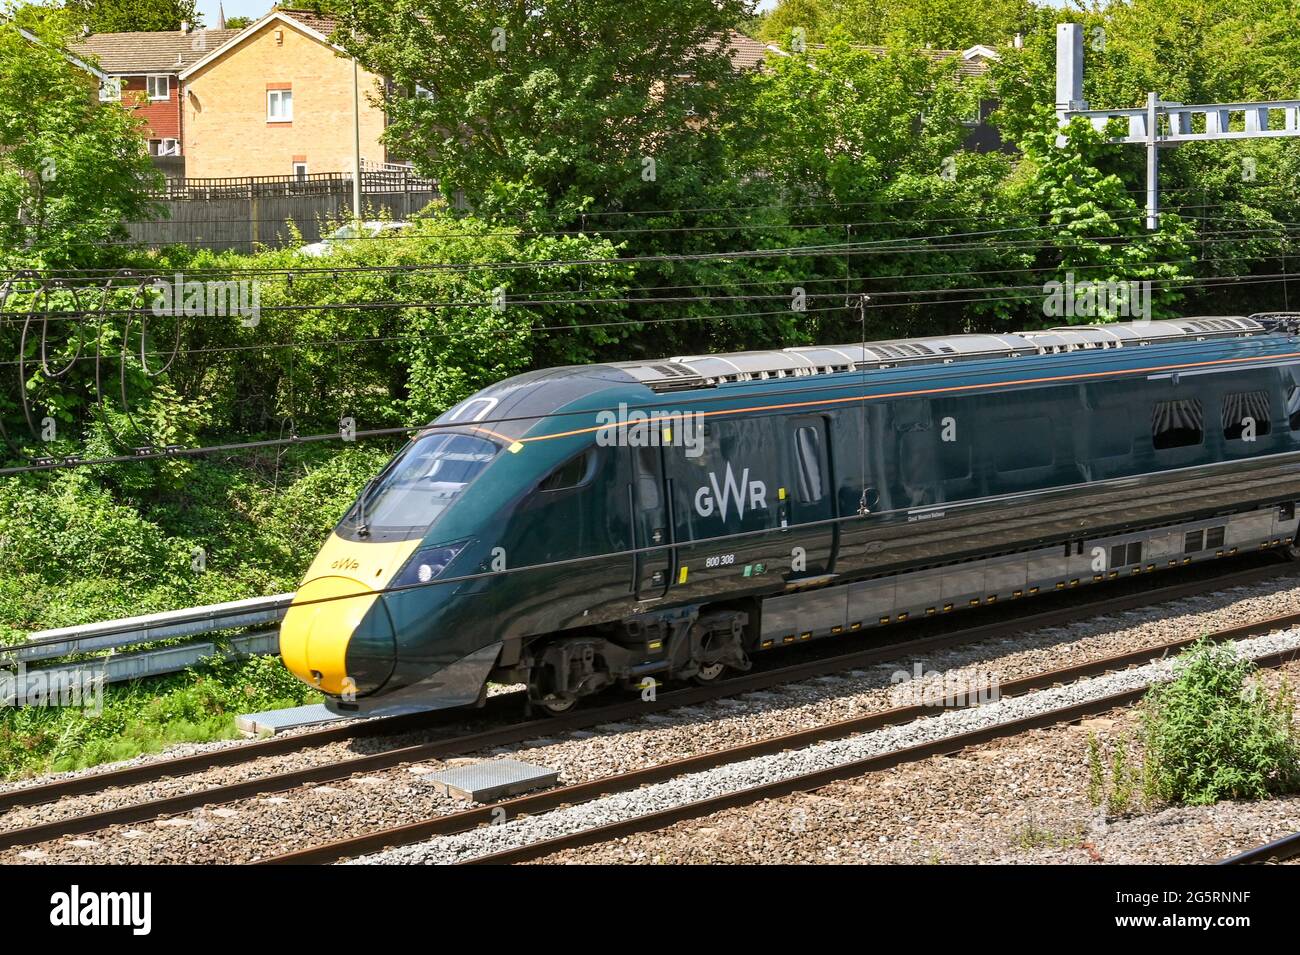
xmin=393 ymin=542 xmax=466 ymax=588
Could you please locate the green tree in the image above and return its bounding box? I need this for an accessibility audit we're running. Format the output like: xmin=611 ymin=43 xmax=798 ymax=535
xmin=0 ymin=17 xmax=162 ymax=266
xmin=338 ymin=0 xmax=753 ymax=222
xmin=1011 ymin=113 xmax=1195 ymax=324
xmin=744 ymin=38 xmax=1029 ymax=334
xmin=63 ymin=0 xmax=201 ymax=33
xmin=759 ymin=0 xmax=1035 ymax=49
xmin=991 ymin=5 xmax=1300 ymax=318
xmin=757 ymin=0 xmax=832 ymax=48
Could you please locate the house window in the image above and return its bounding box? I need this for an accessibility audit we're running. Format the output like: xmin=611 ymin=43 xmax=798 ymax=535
xmin=1152 ymin=398 xmax=1204 ymax=450
xmin=146 ymin=75 xmax=170 ymax=101
xmin=148 ymin=139 xmax=179 ymax=156
xmin=98 ymin=78 xmax=122 ymax=102
xmin=267 ymin=89 xmax=293 ymax=122
xmin=293 ymin=162 xmax=308 ymax=180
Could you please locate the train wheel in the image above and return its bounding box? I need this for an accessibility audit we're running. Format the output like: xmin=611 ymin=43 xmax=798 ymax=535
xmin=692 ymin=661 xmax=727 ymax=684
xmin=536 ymin=693 xmax=577 ymax=716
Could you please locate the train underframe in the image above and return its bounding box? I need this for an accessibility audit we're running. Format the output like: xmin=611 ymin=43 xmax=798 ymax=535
xmin=502 ymin=499 xmax=1300 ymax=715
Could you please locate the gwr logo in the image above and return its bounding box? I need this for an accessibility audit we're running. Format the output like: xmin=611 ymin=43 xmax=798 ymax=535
xmin=331 ymin=557 xmax=360 ymax=571
xmin=694 ymin=463 xmax=768 ymax=520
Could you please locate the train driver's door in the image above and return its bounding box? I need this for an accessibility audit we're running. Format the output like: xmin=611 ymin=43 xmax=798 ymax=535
xmin=631 ymin=444 xmax=672 ymax=600
xmin=783 ymin=416 xmax=837 ymax=576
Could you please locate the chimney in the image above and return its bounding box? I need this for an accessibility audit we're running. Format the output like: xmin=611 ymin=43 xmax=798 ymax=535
xmin=180 ymin=20 xmax=190 ymax=34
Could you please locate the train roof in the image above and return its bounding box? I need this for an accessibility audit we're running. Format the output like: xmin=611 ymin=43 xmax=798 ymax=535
xmin=609 ymin=316 xmax=1273 ymax=392
xmin=436 ymin=315 xmax=1300 ymax=444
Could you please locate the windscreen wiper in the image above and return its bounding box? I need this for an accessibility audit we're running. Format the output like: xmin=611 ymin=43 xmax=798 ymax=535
xmin=356 ymin=479 xmax=375 ymax=538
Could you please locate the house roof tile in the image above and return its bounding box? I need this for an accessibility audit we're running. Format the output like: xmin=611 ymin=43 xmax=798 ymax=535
xmin=71 ymin=28 xmax=241 ymax=75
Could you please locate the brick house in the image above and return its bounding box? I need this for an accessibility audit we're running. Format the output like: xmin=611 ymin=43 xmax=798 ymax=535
xmin=71 ymin=25 xmax=240 ymax=172
xmin=177 ymin=9 xmax=388 ymax=179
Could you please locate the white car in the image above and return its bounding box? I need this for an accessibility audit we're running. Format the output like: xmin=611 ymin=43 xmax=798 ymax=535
xmin=299 ymin=221 xmax=412 ymax=257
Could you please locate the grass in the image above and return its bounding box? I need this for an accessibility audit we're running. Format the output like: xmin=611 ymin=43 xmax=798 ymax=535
xmin=0 ymin=630 xmax=323 ymax=781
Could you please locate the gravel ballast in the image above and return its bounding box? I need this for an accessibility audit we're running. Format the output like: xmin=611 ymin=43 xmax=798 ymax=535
xmin=5 ymin=575 xmax=1300 ymax=864
xmin=349 ymin=628 xmax=1300 ymax=865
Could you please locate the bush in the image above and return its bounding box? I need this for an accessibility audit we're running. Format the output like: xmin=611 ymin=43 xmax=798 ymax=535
xmin=1140 ymin=639 xmax=1300 ymax=806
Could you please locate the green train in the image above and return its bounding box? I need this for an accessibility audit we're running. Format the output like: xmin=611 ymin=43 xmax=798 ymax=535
xmin=280 ymin=315 xmax=1300 ymax=715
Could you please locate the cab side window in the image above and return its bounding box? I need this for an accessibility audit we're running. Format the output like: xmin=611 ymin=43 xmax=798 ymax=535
xmin=539 ymin=449 xmax=595 ymax=492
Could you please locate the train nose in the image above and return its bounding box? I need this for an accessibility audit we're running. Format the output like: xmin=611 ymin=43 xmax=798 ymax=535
xmin=279 ymin=576 xmax=396 ymax=697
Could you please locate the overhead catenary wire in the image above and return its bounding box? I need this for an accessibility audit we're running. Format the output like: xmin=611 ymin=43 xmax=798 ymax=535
xmin=0 ymin=226 xmax=1293 ymax=311
xmin=4 ymin=210 xmax=1275 ymax=283
xmin=0 ymin=267 xmax=1295 ymax=476
xmin=5 ymin=234 xmax=1293 ymax=328
xmin=0 ymin=264 xmax=1294 ymax=369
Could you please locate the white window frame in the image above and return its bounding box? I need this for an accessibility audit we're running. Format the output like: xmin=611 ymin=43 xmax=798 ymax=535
xmin=292 ymin=161 xmax=308 ymax=179
xmin=98 ymin=77 xmax=122 ymax=102
xmin=158 ymin=138 xmax=179 ymax=156
xmin=146 ymin=74 xmax=170 ymax=101
xmin=267 ymin=88 xmax=293 ymax=123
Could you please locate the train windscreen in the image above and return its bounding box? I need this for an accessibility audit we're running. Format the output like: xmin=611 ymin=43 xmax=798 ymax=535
xmin=340 ymin=432 xmax=499 ymax=540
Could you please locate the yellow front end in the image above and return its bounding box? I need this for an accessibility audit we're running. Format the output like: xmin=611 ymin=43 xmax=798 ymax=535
xmin=279 ymin=533 xmax=424 ymax=696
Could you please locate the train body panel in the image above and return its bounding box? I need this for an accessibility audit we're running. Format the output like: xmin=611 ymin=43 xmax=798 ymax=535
xmin=278 ymin=316 xmax=1300 ymax=712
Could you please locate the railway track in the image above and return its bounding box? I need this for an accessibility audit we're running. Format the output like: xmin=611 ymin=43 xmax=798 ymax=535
xmin=1 ymin=558 xmax=1296 ymax=857
xmin=257 ymin=604 xmax=1300 ymax=864
xmin=1 ymin=557 xmax=1290 ymax=819
xmin=1218 ymin=832 xmax=1300 ymax=865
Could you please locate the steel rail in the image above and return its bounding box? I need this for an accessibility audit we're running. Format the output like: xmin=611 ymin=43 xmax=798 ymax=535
xmin=463 ymin=642 xmax=1300 ymax=867
xmin=1 ymin=561 xmax=1294 ymax=850
xmin=0 ymin=556 xmax=1279 ymax=826
xmin=1217 ymin=831 xmax=1300 ymax=865
xmin=255 ymin=610 xmax=1300 ymax=864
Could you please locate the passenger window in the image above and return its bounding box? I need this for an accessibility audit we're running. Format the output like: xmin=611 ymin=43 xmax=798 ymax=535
xmin=1152 ymin=399 xmax=1204 ymax=450
xmin=539 ymin=449 xmax=593 ymax=492
xmin=793 ymin=426 xmax=824 ymax=503
xmin=1222 ymin=391 xmax=1271 ymax=441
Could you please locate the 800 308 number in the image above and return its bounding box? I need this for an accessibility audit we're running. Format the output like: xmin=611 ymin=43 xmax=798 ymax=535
xmin=705 ymin=553 xmax=736 ymax=568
